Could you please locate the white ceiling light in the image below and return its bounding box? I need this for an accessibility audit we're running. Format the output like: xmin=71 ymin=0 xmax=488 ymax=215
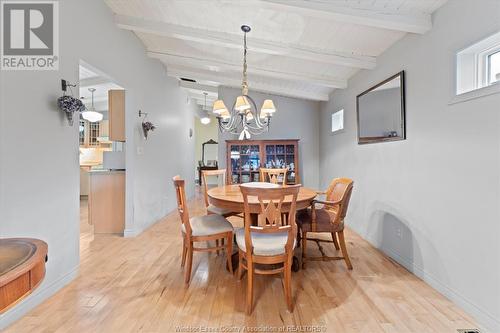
xmin=81 ymin=88 xmax=103 ymax=123
xmin=200 ymin=92 xmax=211 ymax=125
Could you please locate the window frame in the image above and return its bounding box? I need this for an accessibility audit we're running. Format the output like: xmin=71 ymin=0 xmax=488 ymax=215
xmin=452 ymin=31 xmax=500 ymax=104
xmin=486 ymin=49 xmax=500 ymax=85
xmin=331 ymin=109 xmax=344 ymax=135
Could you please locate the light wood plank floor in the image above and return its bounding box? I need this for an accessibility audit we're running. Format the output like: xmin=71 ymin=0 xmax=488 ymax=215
xmin=6 ymin=189 xmax=478 ymax=332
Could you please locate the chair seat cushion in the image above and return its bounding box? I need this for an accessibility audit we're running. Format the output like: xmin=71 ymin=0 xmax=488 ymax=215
xmin=297 ymin=208 xmax=343 ymax=233
xmin=207 ymin=204 xmax=237 ymax=216
xmin=182 ymin=214 xmax=233 ymax=237
xmin=235 ymin=228 xmax=295 ymax=256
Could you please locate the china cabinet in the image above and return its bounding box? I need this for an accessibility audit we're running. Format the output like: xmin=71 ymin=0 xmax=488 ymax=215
xmin=226 ymin=139 xmax=299 ymax=185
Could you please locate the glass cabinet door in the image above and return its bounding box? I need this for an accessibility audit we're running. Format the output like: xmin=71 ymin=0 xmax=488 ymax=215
xmin=285 ymin=144 xmax=296 ymax=184
xmin=230 ymin=144 xmax=260 ymax=184
xmin=230 ymin=145 xmax=240 ymax=184
xmin=264 ymin=143 xmax=297 ymax=184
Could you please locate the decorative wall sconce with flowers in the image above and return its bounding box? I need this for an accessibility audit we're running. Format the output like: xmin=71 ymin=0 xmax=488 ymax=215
xmin=139 ymin=110 xmax=156 ymax=139
xmin=57 ymin=79 xmax=85 ymax=126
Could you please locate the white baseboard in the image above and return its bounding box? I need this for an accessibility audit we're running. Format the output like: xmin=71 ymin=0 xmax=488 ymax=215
xmin=123 ymin=227 xmax=140 ymax=238
xmin=0 ymin=266 xmax=79 ymax=330
xmin=124 ymin=197 xmax=192 ymax=239
xmin=358 ymin=233 xmax=500 ymax=333
xmin=380 ymin=246 xmax=500 ymax=333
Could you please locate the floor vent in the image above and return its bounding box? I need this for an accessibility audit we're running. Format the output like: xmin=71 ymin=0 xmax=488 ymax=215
xmin=457 ymin=329 xmax=481 ymax=333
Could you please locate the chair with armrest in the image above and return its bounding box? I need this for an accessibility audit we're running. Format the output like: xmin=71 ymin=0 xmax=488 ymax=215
xmin=237 ymin=184 xmax=301 ymax=314
xmin=173 ymin=176 xmax=234 ymax=285
xmin=297 ymin=178 xmax=354 ymax=270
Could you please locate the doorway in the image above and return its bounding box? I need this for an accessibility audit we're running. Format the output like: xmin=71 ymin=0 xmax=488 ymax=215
xmin=78 ymin=61 xmax=124 ymax=249
xmin=194 ymin=114 xmax=219 ymax=187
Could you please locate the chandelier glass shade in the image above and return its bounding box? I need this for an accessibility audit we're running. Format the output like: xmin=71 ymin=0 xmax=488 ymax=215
xmin=81 ymin=88 xmax=103 ymax=123
xmin=213 ymin=25 xmax=276 ymax=140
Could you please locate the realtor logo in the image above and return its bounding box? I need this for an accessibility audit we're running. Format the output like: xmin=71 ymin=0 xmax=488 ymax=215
xmin=1 ymin=1 xmax=59 ymax=70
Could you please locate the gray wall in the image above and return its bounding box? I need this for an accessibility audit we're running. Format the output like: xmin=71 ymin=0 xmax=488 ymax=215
xmin=0 ymin=0 xmax=195 ymax=328
xmin=217 ymin=87 xmax=320 ymax=188
xmin=319 ymin=1 xmax=500 ymax=331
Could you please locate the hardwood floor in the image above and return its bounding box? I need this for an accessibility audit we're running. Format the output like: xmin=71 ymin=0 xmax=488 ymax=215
xmin=6 ymin=189 xmax=477 ymax=332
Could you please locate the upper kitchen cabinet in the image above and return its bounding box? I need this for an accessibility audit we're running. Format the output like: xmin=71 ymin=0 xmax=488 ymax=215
xmin=108 ymin=90 xmax=125 ymax=141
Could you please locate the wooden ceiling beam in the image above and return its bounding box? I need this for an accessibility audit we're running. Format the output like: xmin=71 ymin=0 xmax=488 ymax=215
xmin=149 ymin=51 xmax=347 ymax=89
xmin=114 ymin=15 xmax=376 ymax=69
xmin=259 ymin=0 xmax=432 ymax=34
xmin=166 ymin=65 xmax=330 ymax=101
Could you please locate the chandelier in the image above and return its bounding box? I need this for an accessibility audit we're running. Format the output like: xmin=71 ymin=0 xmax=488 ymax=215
xmin=212 ymin=25 xmax=276 ymax=140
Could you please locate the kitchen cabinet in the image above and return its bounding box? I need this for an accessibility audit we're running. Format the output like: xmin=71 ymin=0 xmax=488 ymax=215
xmin=108 ymin=90 xmax=125 ymax=142
xmin=79 ymin=120 xmax=109 ymax=148
xmin=88 ymin=170 xmax=125 ymax=234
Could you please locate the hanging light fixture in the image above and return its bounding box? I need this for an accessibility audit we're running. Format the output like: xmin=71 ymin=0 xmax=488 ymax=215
xmin=212 ymin=25 xmax=276 ymax=140
xmin=81 ymin=88 xmax=103 ymax=123
xmin=200 ymin=92 xmax=211 ymax=125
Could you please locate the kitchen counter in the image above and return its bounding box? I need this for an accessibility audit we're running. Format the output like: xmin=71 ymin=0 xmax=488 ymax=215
xmin=88 ymin=170 xmax=125 ymax=234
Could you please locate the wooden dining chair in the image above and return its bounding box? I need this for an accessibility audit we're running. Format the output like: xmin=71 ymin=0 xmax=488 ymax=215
xmin=237 ymin=184 xmax=301 ymax=314
xmin=297 ymin=178 xmax=354 ymax=270
xmin=259 ymin=167 xmax=288 ymax=185
xmin=202 ymin=169 xmax=241 ymax=218
xmin=173 ymin=176 xmax=234 ymax=285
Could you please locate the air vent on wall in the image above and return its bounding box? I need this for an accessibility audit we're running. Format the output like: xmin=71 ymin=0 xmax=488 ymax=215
xmin=180 ymin=77 xmax=196 ymax=83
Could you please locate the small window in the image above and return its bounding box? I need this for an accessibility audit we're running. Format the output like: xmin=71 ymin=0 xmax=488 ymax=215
xmin=456 ymin=31 xmax=500 ymax=95
xmin=331 ymin=109 xmax=344 ymax=133
xmin=488 ymin=50 xmax=500 ymax=84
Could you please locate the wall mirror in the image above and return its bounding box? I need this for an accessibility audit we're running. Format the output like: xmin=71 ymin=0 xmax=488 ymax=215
xmin=356 ymin=71 xmax=406 ymax=144
xmin=201 ymin=139 xmax=218 ymax=166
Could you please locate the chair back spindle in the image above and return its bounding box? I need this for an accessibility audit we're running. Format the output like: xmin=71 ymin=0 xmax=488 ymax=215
xmin=259 ymin=168 xmax=288 ymax=185
xmin=201 ymin=169 xmax=227 ymax=207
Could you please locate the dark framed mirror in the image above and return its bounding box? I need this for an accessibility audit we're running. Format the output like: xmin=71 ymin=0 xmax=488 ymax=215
xmin=356 ymin=71 xmax=406 ymax=144
xmin=201 ymin=139 xmax=218 ymax=167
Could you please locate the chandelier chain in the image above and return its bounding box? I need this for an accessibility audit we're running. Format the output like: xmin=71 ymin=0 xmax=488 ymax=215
xmin=242 ymin=30 xmax=249 ymax=95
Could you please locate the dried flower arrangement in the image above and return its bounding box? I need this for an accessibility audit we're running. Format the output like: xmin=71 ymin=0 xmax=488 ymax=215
xmin=142 ymin=121 xmax=156 ymax=139
xmin=57 ymin=95 xmax=85 ymax=126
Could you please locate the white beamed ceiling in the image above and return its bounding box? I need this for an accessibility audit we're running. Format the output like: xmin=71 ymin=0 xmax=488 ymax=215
xmin=105 ymin=0 xmax=447 ymax=103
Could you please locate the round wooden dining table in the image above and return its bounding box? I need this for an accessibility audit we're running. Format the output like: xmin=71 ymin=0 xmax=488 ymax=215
xmin=207 ymin=184 xmax=317 ymax=214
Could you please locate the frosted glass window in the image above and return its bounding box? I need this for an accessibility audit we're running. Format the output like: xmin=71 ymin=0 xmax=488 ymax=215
xmin=331 ymin=109 xmax=344 ymax=133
